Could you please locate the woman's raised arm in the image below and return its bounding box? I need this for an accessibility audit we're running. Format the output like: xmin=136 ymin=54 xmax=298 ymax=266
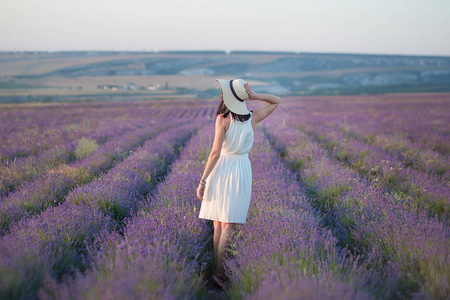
xmin=244 ymin=83 xmax=281 ymax=124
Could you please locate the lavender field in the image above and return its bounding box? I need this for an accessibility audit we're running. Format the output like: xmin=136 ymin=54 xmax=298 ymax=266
xmin=0 ymin=93 xmax=449 ymax=299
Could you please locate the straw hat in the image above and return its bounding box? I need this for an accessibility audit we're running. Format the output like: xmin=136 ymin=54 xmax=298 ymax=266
xmin=216 ymin=79 xmax=250 ymax=115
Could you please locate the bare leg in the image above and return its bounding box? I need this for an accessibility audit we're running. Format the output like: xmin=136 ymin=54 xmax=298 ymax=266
xmin=215 ymin=222 xmax=237 ymax=278
xmin=213 ymin=220 xmax=222 ymax=263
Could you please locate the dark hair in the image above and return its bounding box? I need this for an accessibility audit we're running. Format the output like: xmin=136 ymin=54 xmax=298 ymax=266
xmin=215 ymin=95 xmax=252 ymax=122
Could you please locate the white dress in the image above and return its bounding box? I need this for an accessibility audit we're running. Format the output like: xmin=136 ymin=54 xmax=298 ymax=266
xmin=198 ymin=111 xmax=254 ymax=224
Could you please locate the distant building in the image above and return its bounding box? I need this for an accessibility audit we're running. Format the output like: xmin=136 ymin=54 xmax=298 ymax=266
xmin=127 ymin=83 xmax=137 ymax=91
xmin=97 ymin=83 xmax=161 ymax=91
xmin=147 ymin=83 xmax=161 ymax=91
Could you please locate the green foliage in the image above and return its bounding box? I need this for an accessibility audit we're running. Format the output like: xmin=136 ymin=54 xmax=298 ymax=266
xmin=75 ymin=138 xmax=99 ymax=160
xmin=336 ymin=149 xmax=351 ymax=163
xmin=428 ymin=199 xmax=449 ymax=221
xmin=433 ymin=164 xmax=446 ymax=177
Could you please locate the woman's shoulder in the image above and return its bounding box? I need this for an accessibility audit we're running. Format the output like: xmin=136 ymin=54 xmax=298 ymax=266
xmin=216 ymin=113 xmax=231 ymax=132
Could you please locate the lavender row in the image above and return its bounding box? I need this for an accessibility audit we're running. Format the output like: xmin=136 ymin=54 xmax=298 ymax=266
xmin=65 ymin=121 xmax=202 ymax=221
xmin=0 ymin=118 xmax=149 ymax=198
xmin=1 ymin=113 xmax=129 ymax=165
xmin=0 ymin=119 xmax=101 ymax=165
xmin=0 ymin=119 xmax=185 ymax=235
xmin=262 ymin=116 xmax=450 ymax=299
xmin=0 ymin=100 xmax=165 ymax=141
xmin=0 ymin=100 xmax=208 ymax=163
xmin=38 ymin=123 xmax=215 ymax=299
xmin=0 ymin=121 xmax=202 ymax=299
xmin=302 ymin=117 xmax=449 ymax=181
xmin=285 ymin=93 xmax=450 ymax=155
xmin=0 ymin=202 xmax=115 ymax=300
xmin=332 ymin=118 xmax=449 ymax=179
xmin=298 ymin=120 xmax=450 ymax=222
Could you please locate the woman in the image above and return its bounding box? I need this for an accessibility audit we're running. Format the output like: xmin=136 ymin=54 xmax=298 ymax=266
xmin=196 ymin=78 xmax=281 ymax=289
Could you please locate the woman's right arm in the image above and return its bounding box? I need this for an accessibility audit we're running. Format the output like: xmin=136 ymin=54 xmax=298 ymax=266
xmin=244 ymin=83 xmax=281 ymax=124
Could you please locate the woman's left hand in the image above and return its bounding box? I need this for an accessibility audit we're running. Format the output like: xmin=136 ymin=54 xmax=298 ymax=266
xmin=196 ymin=183 xmax=205 ymax=201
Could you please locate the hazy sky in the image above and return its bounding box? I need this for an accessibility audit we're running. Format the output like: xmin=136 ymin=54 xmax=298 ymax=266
xmin=1 ymin=0 xmax=449 ymax=56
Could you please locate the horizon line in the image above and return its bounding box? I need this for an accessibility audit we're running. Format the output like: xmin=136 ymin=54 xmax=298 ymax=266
xmin=1 ymin=49 xmax=449 ymax=58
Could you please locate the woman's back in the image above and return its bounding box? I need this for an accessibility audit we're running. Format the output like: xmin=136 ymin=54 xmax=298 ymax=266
xmin=221 ymin=112 xmax=254 ymax=156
